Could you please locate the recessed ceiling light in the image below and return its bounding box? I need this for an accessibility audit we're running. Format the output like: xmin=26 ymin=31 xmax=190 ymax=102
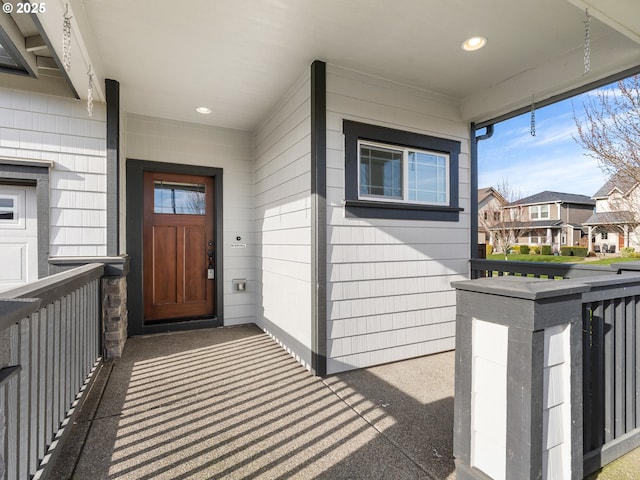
xmin=462 ymin=36 xmax=487 ymax=51
xmin=196 ymin=106 xmax=212 ymax=114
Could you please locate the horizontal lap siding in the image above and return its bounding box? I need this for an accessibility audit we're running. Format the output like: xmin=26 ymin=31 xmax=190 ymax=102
xmin=325 ymin=65 xmax=470 ymax=373
xmin=253 ymin=69 xmax=312 ymax=370
xmin=0 ymin=88 xmax=107 ymax=257
xmin=125 ymin=115 xmax=255 ymax=324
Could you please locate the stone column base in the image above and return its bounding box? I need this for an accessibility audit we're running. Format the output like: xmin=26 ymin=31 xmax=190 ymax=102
xmin=102 ymin=275 xmax=128 ymax=359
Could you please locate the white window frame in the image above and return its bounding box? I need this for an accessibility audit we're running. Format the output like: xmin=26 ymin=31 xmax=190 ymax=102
xmin=357 ymin=140 xmax=450 ymax=206
xmin=529 ymin=204 xmax=549 ymax=220
xmin=529 ymin=234 xmax=544 ymax=245
xmin=0 ymin=193 xmax=23 ymax=228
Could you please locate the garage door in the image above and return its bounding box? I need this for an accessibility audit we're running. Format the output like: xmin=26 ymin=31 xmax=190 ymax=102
xmin=0 ymin=185 xmax=38 ymax=292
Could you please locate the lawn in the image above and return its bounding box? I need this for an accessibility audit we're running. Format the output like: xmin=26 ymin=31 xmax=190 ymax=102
xmin=486 ymin=254 xmax=640 ymax=265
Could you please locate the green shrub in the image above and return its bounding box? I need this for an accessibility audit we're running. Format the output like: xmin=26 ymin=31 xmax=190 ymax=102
xmin=519 ymin=245 xmax=530 ymax=254
xmin=560 ymin=247 xmax=573 ymax=256
xmin=621 ymin=247 xmax=635 ymax=258
xmin=541 ymin=245 xmax=552 ymax=255
xmin=560 ymin=246 xmax=588 ymax=257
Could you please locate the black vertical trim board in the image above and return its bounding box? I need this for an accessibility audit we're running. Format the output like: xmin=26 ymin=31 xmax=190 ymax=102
xmin=505 ymin=327 xmax=544 ymax=480
xmin=453 ymin=291 xmax=473 ymax=465
xmin=470 ymin=123 xmax=479 ymax=263
xmin=471 ymin=123 xmax=494 ymax=269
xmin=570 ymin=320 xmax=584 ymax=480
xmin=126 ymin=159 xmax=224 ymax=336
xmin=105 ymin=79 xmax=120 ymax=256
xmin=311 ymin=60 xmax=327 ymax=376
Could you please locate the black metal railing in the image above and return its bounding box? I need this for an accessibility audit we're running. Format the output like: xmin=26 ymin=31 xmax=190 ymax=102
xmin=470 ymin=258 xmax=613 ymax=279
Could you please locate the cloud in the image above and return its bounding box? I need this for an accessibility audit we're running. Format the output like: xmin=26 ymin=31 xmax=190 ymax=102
xmin=477 ymin=96 xmax=609 ymax=198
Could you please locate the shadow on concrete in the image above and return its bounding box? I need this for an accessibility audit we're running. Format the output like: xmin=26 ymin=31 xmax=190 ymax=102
xmin=49 ymin=324 xmax=455 ymax=479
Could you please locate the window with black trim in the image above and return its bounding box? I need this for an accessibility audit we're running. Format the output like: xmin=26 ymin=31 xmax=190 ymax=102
xmin=344 ymin=120 xmax=462 ymax=221
xmin=358 ymin=141 xmax=450 ymax=205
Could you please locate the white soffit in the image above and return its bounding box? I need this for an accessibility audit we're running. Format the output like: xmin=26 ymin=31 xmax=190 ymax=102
xmin=566 ymin=0 xmax=640 ymax=45
xmin=73 ymin=0 xmax=640 ymax=130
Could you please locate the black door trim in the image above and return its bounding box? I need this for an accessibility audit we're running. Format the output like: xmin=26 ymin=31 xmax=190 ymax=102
xmin=126 ymin=159 xmax=224 ymax=336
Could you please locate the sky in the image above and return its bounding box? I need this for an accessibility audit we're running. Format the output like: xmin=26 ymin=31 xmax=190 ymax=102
xmin=477 ymin=90 xmax=611 ymax=199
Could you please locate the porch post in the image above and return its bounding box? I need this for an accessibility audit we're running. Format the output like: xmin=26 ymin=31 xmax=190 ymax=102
xmin=452 ymin=276 xmax=589 ymax=480
xmin=625 ymin=224 xmax=629 ymax=248
xmin=588 ymin=226 xmax=593 ymax=253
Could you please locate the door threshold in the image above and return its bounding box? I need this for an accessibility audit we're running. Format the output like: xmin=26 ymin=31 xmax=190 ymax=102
xmin=145 ymin=315 xmax=217 ymax=326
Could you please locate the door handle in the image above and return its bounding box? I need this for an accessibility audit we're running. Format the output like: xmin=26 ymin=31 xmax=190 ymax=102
xmin=207 ymin=247 xmax=214 ymax=280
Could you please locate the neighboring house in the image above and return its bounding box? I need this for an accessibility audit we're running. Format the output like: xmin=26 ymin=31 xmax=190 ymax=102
xmin=584 ymin=173 xmax=640 ymax=253
xmin=495 ymin=191 xmax=595 ymax=251
xmin=478 ymin=187 xmax=506 ymax=245
xmin=0 ymin=2 xmax=638 ymax=376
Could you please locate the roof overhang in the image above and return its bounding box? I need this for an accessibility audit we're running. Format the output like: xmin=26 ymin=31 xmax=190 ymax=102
xmin=1 ymin=0 xmax=639 ymax=130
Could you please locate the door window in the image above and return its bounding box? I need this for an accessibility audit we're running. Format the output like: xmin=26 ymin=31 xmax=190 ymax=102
xmin=153 ymin=181 xmax=205 ymax=215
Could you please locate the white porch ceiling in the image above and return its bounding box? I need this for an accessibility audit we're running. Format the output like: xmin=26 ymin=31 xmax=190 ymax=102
xmin=73 ymin=0 xmax=640 ymax=131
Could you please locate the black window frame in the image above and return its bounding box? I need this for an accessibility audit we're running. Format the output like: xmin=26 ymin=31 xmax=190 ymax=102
xmin=343 ymin=120 xmax=462 ymax=221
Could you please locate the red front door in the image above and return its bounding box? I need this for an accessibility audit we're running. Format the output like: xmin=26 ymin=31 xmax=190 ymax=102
xmin=143 ymin=171 xmax=215 ymax=321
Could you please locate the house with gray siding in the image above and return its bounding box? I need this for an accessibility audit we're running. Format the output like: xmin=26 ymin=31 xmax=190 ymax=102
xmin=496 ymin=191 xmax=595 ymax=251
xmin=0 ymin=1 xmax=639 ymax=378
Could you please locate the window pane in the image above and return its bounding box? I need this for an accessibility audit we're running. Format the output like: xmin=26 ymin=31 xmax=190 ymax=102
xmin=408 ymin=151 xmax=447 ymax=203
xmin=540 ymin=205 xmax=549 ymax=218
xmin=154 ymin=181 xmax=206 ymax=214
xmin=359 ymin=145 xmax=402 ymax=199
xmin=0 ymin=196 xmax=15 ymax=221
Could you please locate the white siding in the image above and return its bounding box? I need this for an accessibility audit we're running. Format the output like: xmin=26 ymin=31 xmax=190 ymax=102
xmin=253 ymin=69 xmax=312 ymax=369
xmin=125 ymin=114 xmax=255 ymax=325
xmin=471 ymin=319 xmax=508 ymax=480
xmin=325 ymin=65 xmax=470 ymax=373
xmin=542 ymin=324 xmax=572 ymax=480
xmin=0 ymin=87 xmax=107 ymax=257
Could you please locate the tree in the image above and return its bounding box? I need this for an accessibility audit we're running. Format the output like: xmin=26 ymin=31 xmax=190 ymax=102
xmin=479 ymin=179 xmax=531 ymax=260
xmin=574 ymin=75 xmax=640 ymax=254
xmin=574 ymin=75 xmax=640 ymax=182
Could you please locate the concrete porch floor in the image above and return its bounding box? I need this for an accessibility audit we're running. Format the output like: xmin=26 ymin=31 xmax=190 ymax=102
xmin=48 ymin=324 xmax=456 ymax=479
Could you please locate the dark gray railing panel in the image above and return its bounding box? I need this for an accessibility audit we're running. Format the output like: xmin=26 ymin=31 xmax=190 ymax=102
xmin=1 ymin=263 xmax=104 ymax=305
xmin=582 ymin=274 xmax=640 ymax=475
xmin=0 ymin=264 xmax=103 ymax=479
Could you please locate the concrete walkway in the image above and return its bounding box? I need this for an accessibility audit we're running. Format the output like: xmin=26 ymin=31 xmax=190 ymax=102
xmin=48 ymin=325 xmax=456 ymax=479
